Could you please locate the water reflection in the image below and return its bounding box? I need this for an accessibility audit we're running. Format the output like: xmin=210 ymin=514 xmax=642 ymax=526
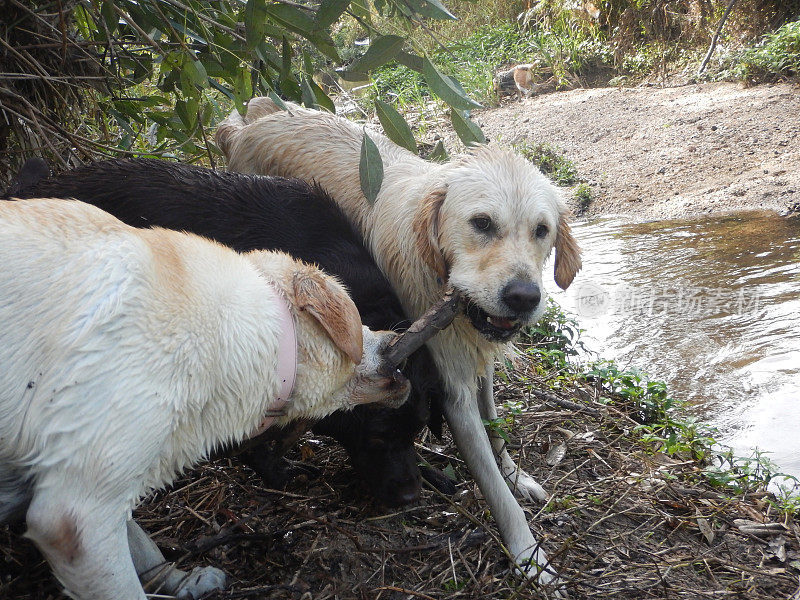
xmin=552 ymin=212 xmax=800 ymax=477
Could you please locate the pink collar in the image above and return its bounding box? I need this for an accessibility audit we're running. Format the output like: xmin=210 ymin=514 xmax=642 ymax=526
xmin=250 ymin=283 xmax=297 ymax=438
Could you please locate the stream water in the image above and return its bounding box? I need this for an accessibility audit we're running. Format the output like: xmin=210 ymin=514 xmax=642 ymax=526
xmin=550 ymin=211 xmax=800 ymax=479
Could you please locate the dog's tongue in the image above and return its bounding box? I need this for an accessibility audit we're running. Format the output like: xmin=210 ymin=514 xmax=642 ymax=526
xmin=489 ymin=316 xmax=516 ymax=330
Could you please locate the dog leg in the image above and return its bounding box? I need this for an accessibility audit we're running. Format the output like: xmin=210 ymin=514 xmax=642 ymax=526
xmin=127 ymin=520 xmax=227 ymax=600
xmin=419 ymin=462 xmax=457 ymax=496
xmin=25 ymin=491 xmax=145 ymax=600
xmin=0 ymin=465 xmax=32 ymax=524
xmin=443 ymin=384 xmax=559 ymax=590
xmin=478 ymin=366 xmax=548 ymax=503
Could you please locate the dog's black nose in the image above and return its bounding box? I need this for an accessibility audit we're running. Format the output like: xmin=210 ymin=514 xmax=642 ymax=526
xmin=501 ymin=280 xmax=541 ymax=314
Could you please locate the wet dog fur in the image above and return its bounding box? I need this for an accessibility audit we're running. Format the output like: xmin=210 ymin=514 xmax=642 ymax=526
xmin=8 ymin=158 xmax=456 ymax=507
xmin=0 ymin=198 xmax=409 ymax=599
xmin=214 ymin=98 xmax=582 ymax=585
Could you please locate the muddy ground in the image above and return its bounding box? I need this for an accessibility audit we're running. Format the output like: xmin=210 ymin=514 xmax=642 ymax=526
xmin=453 ymin=81 xmax=800 ymax=219
xmin=3 ymin=343 xmax=798 ymax=600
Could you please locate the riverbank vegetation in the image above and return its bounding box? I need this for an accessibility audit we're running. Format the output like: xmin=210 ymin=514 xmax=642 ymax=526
xmin=3 ymin=1 xmax=800 ymax=186
xmin=351 ymin=0 xmax=800 ymax=109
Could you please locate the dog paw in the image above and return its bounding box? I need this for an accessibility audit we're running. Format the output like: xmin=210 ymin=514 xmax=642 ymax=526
xmin=175 ymin=566 xmax=227 ymax=599
xmin=420 ymin=465 xmax=457 ymax=495
xmin=501 ymin=467 xmax=548 ymax=503
xmin=512 ymin=547 xmax=565 ymax=598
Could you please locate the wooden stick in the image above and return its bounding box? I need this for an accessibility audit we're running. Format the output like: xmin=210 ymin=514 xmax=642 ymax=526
xmin=381 ymin=288 xmax=463 ymax=367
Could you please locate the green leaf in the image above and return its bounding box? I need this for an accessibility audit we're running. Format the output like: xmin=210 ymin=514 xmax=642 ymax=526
xmin=337 ymin=68 xmax=369 ymax=82
xmin=396 ymin=51 xmax=424 ymax=73
xmin=175 ymin=98 xmax=198 ymax=130
xmin=422 ymin=57 xmax=482 ymax=110
xmin=307 ymin=77 xmax=336 ymax=113
xmin=279 ymin=76 xmax=302 ymax=102
xmin=266 ymin=4 xmax=341 ymax=61
xmin=255 ymin=41 xmax=282 ymax=71
xmin=375 ymin=99 xmax=416 ymax=153
xmin=301 ymin=76 xmax=317 ymax=109
xmin=256 ymin=73 xmax=275 ymax=95
xmin=106 ymin=107 xmax=136 ymax=137
xmin=405 ymin=0 xmax=457 ymax=20
xmin=349 ymin=0 xmax=371 ymax=19
xmin=348 ymin=35 xmax=404 ymax=73
xmin=244 ymin=0 xmax=267 ymax=49
xmin=451 ymin=109 xmax=486 ymax=146
xmin=180 ymin=57 xmax=208 ymax=90
xmin=265 ymin=4 xmax=316 ymax=36
xmin=267 ymin=90 xmax=289 ymax=112
xmin=208 ymin=78 xmax=235 ymax=101
xmin=316 ymin=0 xmax=350 ymax=29
xmin=232 ymin=67 xmax=254 ymax=109
xmin=100 ymin=1 xmax=118 ymax=37
xmin=281 ymin=36 xmax=293 ymax=80
xmin=359 ymin=131 xmax=384 ymax=205
xmin=428 ymin=140 xmax=449 ymax=162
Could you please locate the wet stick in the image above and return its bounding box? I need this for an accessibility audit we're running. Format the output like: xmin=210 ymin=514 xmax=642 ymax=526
xmin=382 ymin=288 xmax=463 ymax=367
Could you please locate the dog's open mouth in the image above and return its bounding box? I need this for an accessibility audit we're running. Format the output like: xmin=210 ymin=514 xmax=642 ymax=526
xmin=464 ymin=298 xmax=523 ymax=342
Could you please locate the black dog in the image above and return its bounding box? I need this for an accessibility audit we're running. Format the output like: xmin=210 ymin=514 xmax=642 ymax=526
xmin=7 ymin=158 xmax=453 ymax=506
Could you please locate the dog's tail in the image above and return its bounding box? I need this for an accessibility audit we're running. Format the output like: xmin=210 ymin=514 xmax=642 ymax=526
xmin=244 ymin=96 xmax=284 ymax=124
xmin=214 ymin=107 xmax=247 ymax=157
xmin=215 ymin=97 xmax=287 ymax=157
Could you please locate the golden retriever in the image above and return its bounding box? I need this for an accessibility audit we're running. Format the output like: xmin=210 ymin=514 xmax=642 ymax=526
xmin=215 ymin=98 xmax=582 ymax=587
xmin=0 ymin=198 xmax=410 ymax=600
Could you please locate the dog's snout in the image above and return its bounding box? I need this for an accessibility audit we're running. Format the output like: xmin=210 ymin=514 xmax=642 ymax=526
xmin=383 ymin=367 xmax=407 ymax=390
xmin=391 ymin=476 xmax=421 ymax=505
xmin=378 ymin=366 xmax=411 ymax=407
xmin=501 ymin=280 xmax=541 ymax=314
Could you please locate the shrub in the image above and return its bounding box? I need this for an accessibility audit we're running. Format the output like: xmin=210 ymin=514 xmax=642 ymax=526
xmin=728 ymin=18 xmax=800 ymax=80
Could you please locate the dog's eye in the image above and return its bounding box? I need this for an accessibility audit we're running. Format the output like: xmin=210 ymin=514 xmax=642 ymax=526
xmin=471 ymin=216 xmax=493 ymax=233
xmin=534 ymin=224 xmax=549 ymax=239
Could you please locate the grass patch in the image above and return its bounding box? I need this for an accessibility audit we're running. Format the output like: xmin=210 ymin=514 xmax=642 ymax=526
xmin=512 ymin=140 xmax=579 ymax=186
xmin=574 ymin=182 xmax=593 ymax=212
xmin=364 ymin=22 xmax=614 ymax=109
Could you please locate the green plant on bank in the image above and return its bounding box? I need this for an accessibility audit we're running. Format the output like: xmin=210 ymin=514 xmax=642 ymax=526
xmin=720 ymin=18 xmax=800 ymax=81
xmin=574 ymin=182 xmax=593 ymax=211
xmin=482 ymin=400 xmax=525 ymax=444
xmin=521 ymin=299 xmax=799 ymax=510
xmin=513 ymin=141 xmax=593 ymax=211
xmin=705 ymin=448 xmax=800 ymax=512
xmin=441 ymin=578 xmax=467 ymax=592
xmin=522 ymin=299 xmax=587 ymax=364
xmin=513 ymin=140 xmax=579 ymax=186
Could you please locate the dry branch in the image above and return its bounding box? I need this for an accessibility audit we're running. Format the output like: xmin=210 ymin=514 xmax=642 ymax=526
xmin=381 ymin=287 xmax=463 ymax=367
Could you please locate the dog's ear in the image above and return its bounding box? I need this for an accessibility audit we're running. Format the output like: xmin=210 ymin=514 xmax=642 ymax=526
xmin=293 ymin=271 xmax=364 ymax=365
xmin=413 ymin=186 xmax=448 ymax=280
xmin=554 ymin=213 xmax=582 ymax=290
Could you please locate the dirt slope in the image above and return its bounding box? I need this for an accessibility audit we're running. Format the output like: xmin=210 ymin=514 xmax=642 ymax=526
xmin=468 ymin=81 xmax=800 ymax=219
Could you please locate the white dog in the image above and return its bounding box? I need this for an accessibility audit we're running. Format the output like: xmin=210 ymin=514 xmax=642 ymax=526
xmin=0 ymin=198 xmax=410 ymax=600
xmin=215 ymin=99 xmax=582 ymax=587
